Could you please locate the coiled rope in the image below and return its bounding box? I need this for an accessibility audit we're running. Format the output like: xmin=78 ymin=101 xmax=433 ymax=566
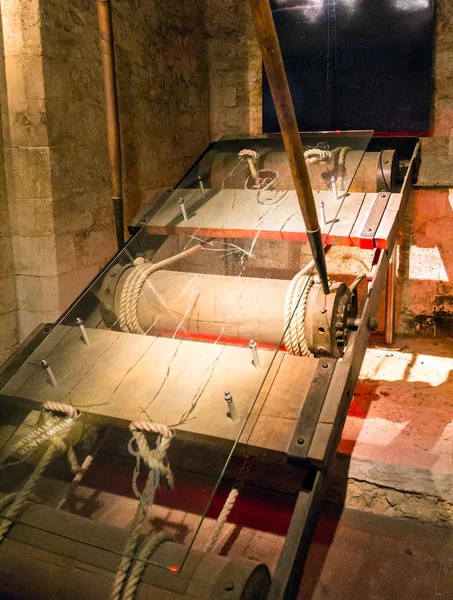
xmin=110 ymin=421 xmax=174 ymax=600
xmin=283 ymin=260 xmax=315 ymax=356
xmin=204 ymin=456 xmax=253 ymax=553
xmin=0 ymin=402 xmax=80 ymax=542
xmin=119 ymin=245 xmax=203 ymax=335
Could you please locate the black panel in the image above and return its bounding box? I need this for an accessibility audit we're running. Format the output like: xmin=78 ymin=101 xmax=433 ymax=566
xmin=263 ymin=0 xmax=434 ymax=133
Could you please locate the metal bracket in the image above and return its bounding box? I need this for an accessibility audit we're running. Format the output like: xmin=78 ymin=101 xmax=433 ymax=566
xmin=360 ymin=191 xmax=390 ymax=248
xmin=287 ymin=358 xmax=337 ymax=465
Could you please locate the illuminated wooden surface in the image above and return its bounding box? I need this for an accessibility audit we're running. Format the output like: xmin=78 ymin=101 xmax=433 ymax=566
xmin=145 ymin=189 xmax=402 ymax=249
xmin=0 ymin=326 xmax=318 ymax=456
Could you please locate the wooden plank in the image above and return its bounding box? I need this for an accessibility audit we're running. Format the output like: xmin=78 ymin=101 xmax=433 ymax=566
xmin=2 ymin=327 xmax=315 ymax=456
xmin=145 ymin=188 xmax=393 ymax=248
xmin=326 ymin=193 xmax=366 ymax=245
xmin=375 ymin=193 xmax=403 ymax=249
xmin=246 ymin=354 xmax=319 ymax=460
xmin=349 ymin=193 xmax=377 ymax=247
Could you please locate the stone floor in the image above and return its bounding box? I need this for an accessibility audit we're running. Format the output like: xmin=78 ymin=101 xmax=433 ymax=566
xmin=328 ymin=335 xmax=453 ymax=525
xmin=298 ymin=504 xmax=453 ymax=600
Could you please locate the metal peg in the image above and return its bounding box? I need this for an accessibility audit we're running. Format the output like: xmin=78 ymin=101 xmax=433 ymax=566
xmin=179 ymin=197 xmax=188 ymax=221
xmin=331 ymin=175 xmax=338 ymax=202
xmin=249 ymin=340 xmax=261 ymax=369
xmin=224 ymin=390 xmax=239 ymax=423
xmin=76 ymin=317 xmax=90 ymax=345
xmin=319 ymin=199 xmax=327 ymax=227
xmin=41 ymin=359 xmax=57 ymax=388
xmin=197 ymin=176 xmax=205 ymax=198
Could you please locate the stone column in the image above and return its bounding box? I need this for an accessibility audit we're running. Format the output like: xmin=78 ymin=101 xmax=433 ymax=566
xmin=0 ymin=0 xmax=62 ymax=341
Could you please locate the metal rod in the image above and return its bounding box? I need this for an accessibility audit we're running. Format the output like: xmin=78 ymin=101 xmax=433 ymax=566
xmin=197 ymin=176 xmax=205 ymax=198
xmin=76 ymin=318 xmax=90 ymax=345
xmin=319 ymin=200 xmax=326 ymax=227
xmin=224 ymin=390 xmax=239 ymax=423
xmin=385 ymin=245 xmax=397 ymax=344
xmin=331 ymin=176 xmax=337 ymax=202
xmin=41 ymin=360 xmax=57 ymax=388
xmin=97 ymin=0 xmax=124 ymax=250
xmin=247 ymin=0 xmax=329 ymax=294
xmin=249 ymin=339 xmax=261 ymax=369
xmin=179 ymin=198 xmax=188 ymax=221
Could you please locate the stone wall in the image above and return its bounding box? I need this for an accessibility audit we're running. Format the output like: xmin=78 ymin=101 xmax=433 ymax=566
xmin=0 ymin=0 xmax=209 ymax=352
xmin=0 ymin=8 xmax=17 ymax=364
xmin=206 ymin=0 xmax=261 ymax=139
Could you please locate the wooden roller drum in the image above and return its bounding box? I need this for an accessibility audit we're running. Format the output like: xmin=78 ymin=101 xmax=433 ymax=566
xmin=101 ymin=268 xmax=354 ymax=358
xmin=0 ymin=502 xmax=270 ymax=600
xmin=209 ymin=149 xmax=398 ymax=193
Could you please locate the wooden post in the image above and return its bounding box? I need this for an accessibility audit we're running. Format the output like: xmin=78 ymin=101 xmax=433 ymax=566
xmin=247 ymin=0 xmax=330 ymax=294
xmin=97 ymin=0 xmax=124 ymax=250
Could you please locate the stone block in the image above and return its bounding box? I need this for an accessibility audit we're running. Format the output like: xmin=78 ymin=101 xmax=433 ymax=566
xmin=52 ymin=193 xmax=94 ymax=236
xmin=4 ymin=56 xmax=45 ymax=101
xmin=0 ymin=236 xmax=15 ymax=277
xmin=1 ymin=0 xmax=43 ymax=58
xmin=48 ymin=145 xmax=109 ymax=199
xmin=417 ymin=138 xmax=453 ymax=187
xmin=5 ymin=147 xmax=52 ymax=199
xmin=12 ymin=235 xmax=58 ymax=276
xmin=8 ymin=99 xmax=48 ymax=147
xmin=0 ymin=275 xmax=16 ymax=314
xmin=222 ymin=85 xmax=237 ymax=108
xmin=55 ymin=232 xmax=77 ymax=275
xmin=16 ymin=274 xmax=60 ymax=312
xmin=9 ymin=197 xmax=55 ymax=237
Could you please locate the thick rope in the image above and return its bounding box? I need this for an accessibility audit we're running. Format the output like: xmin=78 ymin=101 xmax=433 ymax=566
xmin=119 ymin=245 xmax=203 ymax=335
xmin=304 ymin=148 xmax=331 ymax=164
xmin=110 ymin=422 xmax=174 ymax=600
xmin=42 ymin=401 xmax=79 ymax=419
xmin=57 ymin=427 xmax=108 ymax=510
xmin=283 ymin=261 xmax=315 ymax=356
xmin=121 ymin=531 xmax=173 ymax=600
xmin=0 ymin=402 xmax=81 ymax=541
xmin=204 ymin=456 xmax=253 ymax=553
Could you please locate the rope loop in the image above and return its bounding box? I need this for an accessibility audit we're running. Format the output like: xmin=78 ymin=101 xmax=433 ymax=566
xmin=129 ymin=420 xmax=174 ymax=439
xmin=42 ymin=401 xmax=80 ymax=419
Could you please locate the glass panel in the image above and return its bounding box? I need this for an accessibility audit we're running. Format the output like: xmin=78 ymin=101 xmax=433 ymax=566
xmin=0 ymin=131 xmax=372 ymax=573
